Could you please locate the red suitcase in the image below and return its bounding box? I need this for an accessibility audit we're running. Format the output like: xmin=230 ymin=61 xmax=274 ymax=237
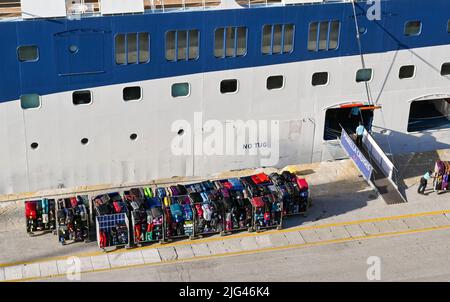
xmin=296 ymin=178 xmax=309 ymax=190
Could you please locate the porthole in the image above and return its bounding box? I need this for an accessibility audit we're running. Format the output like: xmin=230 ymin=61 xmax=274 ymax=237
xmin=81 ymin=138 xmax=89 ymax=145
xmin=130 ymin=133 xmax=138 ymax=141
xmin=30 ymin=142 xmax=39 ymax=150
xmin=69 ymin=45 xmax=79 ymax=54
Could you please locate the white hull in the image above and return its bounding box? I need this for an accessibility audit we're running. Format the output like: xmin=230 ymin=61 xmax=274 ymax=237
xmin=1 ymin=44 xmax=450 ymax=194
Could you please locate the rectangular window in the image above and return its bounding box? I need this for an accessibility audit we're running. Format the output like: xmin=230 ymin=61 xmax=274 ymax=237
xmin=166 ymin=30 xmax=200 ymax=62
xmin=115 ymin=35 xmax=126 ymax=65
xmin=448 ymin=20 xmax=450 ymax=33
xmin=261 ymin=24 xmax=295 ymax=55
xmin=214 ymin=26 xmax=247 ymax=58
xmin=20 ymin=94 xmax=41 ymax=109
xmin=312 ymin=72 xmax=329 ymax=86
xmin=404 ymin=21 xmax=422 ymax=36
xmin=399 ymin=65 xmax=415 ymax=79
xmin=220 ymin=79 xmax=238 ymax=94
xmin=73 ymin=90 xmax=92 ymax=105
xmin=308 ymin=22 xmax=318 ymax=51
xmin=138 ymin=33 xmax=150 ymax=63
xmin=127 ymin=33 xmax=138 ymax=64
xmin=441 ymin=63 xmax=450 ymax=76
xmin=266 ymin=75 xmax=284 ymax=90
xmin=356 ymin=68 xmax=373 ymax=82
xmin=18 ymin=45 xmax=39 ymax=62
xmin=115 ymin=32 xmax=149 ymax=65
xmin=308 ymin=20 xmax=340 ymax=52
xmin=123 ymin=86 xmax=142 ymax=102
xmin=172 ymin=83 xmax=190 ymax=98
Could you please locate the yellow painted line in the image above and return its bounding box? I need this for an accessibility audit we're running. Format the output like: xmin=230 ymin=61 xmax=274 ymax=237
xmin=1 ymin=208 xmax=450 ymax=268
xmin=7 ymin=222 xmax=450 ymax=282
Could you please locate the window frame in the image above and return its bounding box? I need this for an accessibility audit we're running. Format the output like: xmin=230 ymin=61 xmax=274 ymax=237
xmin=72 ymin=90 xmax=93 ymax=106
xmin=355 ymin=68 xmax=373 ymax=83
xmin=261 ymin=24 xmax=295 ymax=55
xmin=214 ymin=26 xmax=248 ymax=59
xmin=308 ymin=20 xmax=341 ymax=52
xmin=20 ymin=94 xmax=41 ymax=110
xmin=220 ymin=79 xmax=239 ymax=94
xmin=123 ymin=86 xmax=143 ymax=102
xmin=441 ymin=62 xmax=450 ymax=76
xmin=114 ymin=32 xmax=150 ymax=65
xmin=266 ymin=75 xmax=285 ymax=91
xmin=311 ymin=72 xmax=329 ymax=87
xmin=171 ymin=82 xmax=191 ymax=98
xmin=404 ymin=20 xmax=422 ymax=36
xmin=399 ymin=65 xmax=416 ymax=80
xmin=17 ymin=45 xmax=39 ymax=62
xmin=165 ymin=29 xmax=200 ymax=62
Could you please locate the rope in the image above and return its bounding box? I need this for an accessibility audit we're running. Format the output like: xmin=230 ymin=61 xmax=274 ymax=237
xmin=351 ymin=0 xmax=373 ymax=107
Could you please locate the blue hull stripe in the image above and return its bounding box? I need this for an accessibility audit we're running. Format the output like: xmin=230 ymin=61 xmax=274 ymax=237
xmin=0 ymin=0 xmax=449 ymax=103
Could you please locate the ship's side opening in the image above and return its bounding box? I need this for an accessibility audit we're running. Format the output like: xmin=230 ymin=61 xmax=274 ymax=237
xmin=324 ymin=108 xmax=374 ymax=141
xmin=407 ymin=98 xmax=450 ymax=132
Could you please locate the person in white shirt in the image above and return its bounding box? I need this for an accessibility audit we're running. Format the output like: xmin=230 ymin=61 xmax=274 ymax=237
xmin=355 ymin=122 xmax=365 ymax=148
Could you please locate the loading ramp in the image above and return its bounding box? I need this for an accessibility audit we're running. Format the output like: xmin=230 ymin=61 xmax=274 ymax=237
xmin=339 ymin=128 xmax=407 ymax=205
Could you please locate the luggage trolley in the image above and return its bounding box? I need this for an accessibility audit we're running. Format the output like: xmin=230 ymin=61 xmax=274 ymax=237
xmin=55 ymin=195 xmax=91 ymax=245
xmin=25 ymin=198 xmax=57 ymax=236
xmin=92 ymin=192 xmax=131 ymax=251
xmin=123 ymin=187 xmax=165 ymax=246
xmin=161 ymin=192 xmax=195 ymax=241
xmin=241 ymin=173 xmax=283 ymax=232
xmin=279 ymin=171 xmax=310 ymax=216
xmin=187 ymin=182 xmax=225 ymax=237
xmin=213 ymin=178 xmax=253 ymax=234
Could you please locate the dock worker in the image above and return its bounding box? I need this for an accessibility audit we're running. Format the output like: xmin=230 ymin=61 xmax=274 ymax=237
xmin=348 ymin=106 xmax=361 ymax=122
xmin=418 ymin=170 xmax=434 ymax=195
xmin=355 ymin=122 xmax=365 ymax=148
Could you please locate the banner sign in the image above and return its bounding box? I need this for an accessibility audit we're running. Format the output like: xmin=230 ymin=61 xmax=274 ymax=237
xmin=340 ymin=129 xmax=373 ymax=181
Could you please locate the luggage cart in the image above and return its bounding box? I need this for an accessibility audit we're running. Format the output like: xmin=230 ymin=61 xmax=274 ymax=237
xmin=25 ymin=198 xmax=56 ymax=236
xmin=281 ymin=171 xmax=310 ymax=216
xmin=162 ymin=194 xmax=195 ymax=241
xmin=189 ymin=188 xmax=225 ymax=237
xmin=213 ymin=178 xmax=253 ymax=234
xmin=55 ymin=195 xmax=91 ymax=245
xmin=92 ymin=192 xmax=131 ymax=251
xmin=124 ymin=188 xmax=165 ymax=246
xmin=250 ymin=193 xmax=283 ymax=232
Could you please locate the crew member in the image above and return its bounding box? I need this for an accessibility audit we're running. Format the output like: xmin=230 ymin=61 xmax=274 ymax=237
xmin=418 ymin=170 xmax=434 ymax=195
xmin=355 ymin=122 xmax=365 ymax=148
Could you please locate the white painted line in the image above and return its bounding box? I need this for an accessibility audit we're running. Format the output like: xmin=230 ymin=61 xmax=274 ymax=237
xmin=283 ymin=231 xmax=305 ymax=245
xmin=124 ymin=251 xmax=145 ymax=266
xmin=39 ymin=261 xmax=59 ymax=278
xmin=157 ymin=247 xmax=178 ymax=261
xmin=174 ymin=245 xmax=195 ymax=259
xmin=191 ymin=243 xmax=211 ymax=257
xmin=108 ymin=253 xmax=127 ymax=268
xmin=4 ymin=265 xmax=23 ymax=281
xmin=91 ymin=254 xmax=111 ymax=270
xmin=141 ymin=248 xmax=162 ymax=264
xmin=239 ymin=236 xmax=259 ymax=251
xmin=22 ymin=263 xmax=41 ymax=279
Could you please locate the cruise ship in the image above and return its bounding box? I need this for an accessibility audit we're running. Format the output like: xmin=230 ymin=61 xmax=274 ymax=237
xmin=0 ymin=0 xmax=449 ymax=195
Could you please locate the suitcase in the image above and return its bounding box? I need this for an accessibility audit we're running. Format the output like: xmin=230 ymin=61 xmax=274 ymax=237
xmin=296 ymin=177 xmax=309 ymax=190
xmin=25 ymin=201 xmax=37 ymax=219
xmin=70 ymin=197 xmax=78 ymax=208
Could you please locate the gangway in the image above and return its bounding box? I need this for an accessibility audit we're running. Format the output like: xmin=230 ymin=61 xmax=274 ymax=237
xmin=339 ymin=128 xmax=407 ymax=205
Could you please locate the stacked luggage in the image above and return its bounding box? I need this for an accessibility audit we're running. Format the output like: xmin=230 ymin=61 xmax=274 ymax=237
xmin=124 ymin=188 xmax=164 ymax=245
xmin=23 ymin=170 xmax=311 ymax=251
xmin=56 ymin=196 xmax=90 ymax=245
xmin=92 ymin=192 xmax=130 ymax=249
xmin=241 ymin=173 xmax=283 ymax=231
xmin=434 ymin=161 xmax=450 ymax=193
xmin=186 ymin=181 xmax=225 ymax=236
xmin=269 ymin=171 xmax=310 ymax=216
xmin=25 ymin=199 xmax=56 ymax=235
xmin=161 ymin=191 xmax=195 ymax=239
xmin=213 ymin=178 xmax=253 ymax=233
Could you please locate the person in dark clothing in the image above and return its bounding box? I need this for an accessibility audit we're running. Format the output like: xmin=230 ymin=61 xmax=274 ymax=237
xmin=418 ymin=170 xmax=434 ymax=195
